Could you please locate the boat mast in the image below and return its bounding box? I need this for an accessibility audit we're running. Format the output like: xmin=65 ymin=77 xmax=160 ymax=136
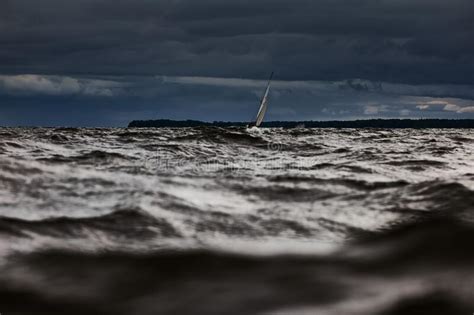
xmin=250 ymin=72 xmax=273 ymax=127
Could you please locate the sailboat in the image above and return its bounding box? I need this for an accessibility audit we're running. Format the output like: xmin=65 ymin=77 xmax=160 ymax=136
xmin=248 ymin=72 xmax=273 ymax=128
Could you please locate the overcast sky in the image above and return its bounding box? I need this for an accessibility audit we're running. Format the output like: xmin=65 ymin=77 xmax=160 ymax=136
xmin=1 ymin=0 xmax=473 ymax=126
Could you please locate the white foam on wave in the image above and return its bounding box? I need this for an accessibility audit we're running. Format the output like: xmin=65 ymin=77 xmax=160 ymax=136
xmin=0 ymin=127 xmax=473 ymax=255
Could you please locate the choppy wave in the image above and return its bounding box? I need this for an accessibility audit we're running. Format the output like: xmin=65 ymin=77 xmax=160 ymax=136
xmin=0 ymin=126 xmax=473 ymax=314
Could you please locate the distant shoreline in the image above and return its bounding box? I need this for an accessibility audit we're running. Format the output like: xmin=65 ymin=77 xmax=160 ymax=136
xmin=128 ymin=119 xmax=474 ymax=129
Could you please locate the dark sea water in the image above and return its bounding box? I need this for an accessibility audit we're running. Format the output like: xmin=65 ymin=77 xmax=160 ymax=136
xmin=0 ymin=127 xmax=473 ymax=314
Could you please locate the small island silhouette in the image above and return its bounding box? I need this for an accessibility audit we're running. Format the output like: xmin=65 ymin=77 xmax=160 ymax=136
xmin=129 ymin=119 xmax=474 ymax=129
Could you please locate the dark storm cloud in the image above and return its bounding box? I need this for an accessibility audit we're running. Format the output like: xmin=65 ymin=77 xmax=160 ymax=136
xmin=1 ymin=0 xmax=473 ymax=126
xmin=1 ymin=74 xmax=473 ymax=126
xmin=1 ymin=0 xmax=473 ymax=82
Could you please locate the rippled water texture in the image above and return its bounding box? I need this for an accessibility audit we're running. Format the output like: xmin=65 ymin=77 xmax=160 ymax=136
xmin=0 ymin=127 xmax=473 ymax=314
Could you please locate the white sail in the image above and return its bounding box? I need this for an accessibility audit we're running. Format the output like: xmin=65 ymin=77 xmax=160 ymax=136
xmin=251 ymin=72 xmax=273 ymax=127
